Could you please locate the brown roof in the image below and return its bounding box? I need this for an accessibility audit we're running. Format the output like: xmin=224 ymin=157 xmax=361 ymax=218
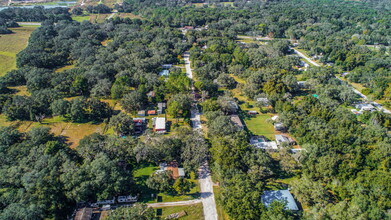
xmin=166 ymin=161 xmax=179 ymax=179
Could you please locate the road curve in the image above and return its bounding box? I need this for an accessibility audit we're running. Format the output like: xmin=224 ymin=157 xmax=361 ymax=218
xmin=291 ymin=48 xmax=391 ymax=114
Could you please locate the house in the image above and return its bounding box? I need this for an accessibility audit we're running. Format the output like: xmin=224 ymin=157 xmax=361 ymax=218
xmin=157 ymin=102 xmax=166 ymax=114
xmin=148 ymin=110 xmax=157 ymax=115
xmin=274 ymin=123 xmax=285 ymax=131
xmin=157 ymin=162 xmax=185 ymax=179
xmin=256 ymin=97 xmax=269 ymax=106
xmin=275 ymin=134 xmax=294 ymax=146
xmin=261 ymin=190 xmax=299 ymax=211
xmin=159 ymin=70 xmax=170 ymax=77
xmin=250 ymin=136 xmax=278 ymax=150
xmin=230 ymin=115 xmax=244 ymax=130
xmin=355 ymin=103 xmax=376 ymax=112
xmin=95 ymin=198 xmax=115 ymax=205
xmin=74 ymin=208 xmax=93 ymax=220
xmin=133 ymin=118 xmax=146 ymax=134
xmin=117 ymin=195 xmax=138 ymax=203
xmin=153 ymin=117 xmax=166 ymax=133
xmin=138 ymin=110 xmax=146 ymax=117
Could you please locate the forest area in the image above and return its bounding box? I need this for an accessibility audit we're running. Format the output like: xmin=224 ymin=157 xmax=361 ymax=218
xmin=0 ymin=0 xmax=390 ymax=219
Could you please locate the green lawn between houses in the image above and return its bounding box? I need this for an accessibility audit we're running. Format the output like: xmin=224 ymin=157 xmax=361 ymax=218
xmin=155 ymin=203 xmax=204 ymax=220
xmin=133 ymin=164 xmax=201 ymax=204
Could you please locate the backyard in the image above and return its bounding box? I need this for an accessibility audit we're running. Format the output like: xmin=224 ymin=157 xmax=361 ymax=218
xmin=133 ymin=164 xmax=200 ymax=204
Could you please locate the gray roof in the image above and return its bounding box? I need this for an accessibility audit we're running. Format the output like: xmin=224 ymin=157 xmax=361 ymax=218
xmin=261 ymin=190 xmax=299 ymax=211
xmin=275 ymin=135 xmax=289 ymax=143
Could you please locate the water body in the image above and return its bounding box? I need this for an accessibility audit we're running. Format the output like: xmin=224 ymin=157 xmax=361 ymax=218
xmin=0 ymin=2 xmax=76 ymax=11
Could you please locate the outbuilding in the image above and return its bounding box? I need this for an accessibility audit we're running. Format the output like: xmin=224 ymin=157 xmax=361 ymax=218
xmin=261 ymin=190 xmax=299 ymax=211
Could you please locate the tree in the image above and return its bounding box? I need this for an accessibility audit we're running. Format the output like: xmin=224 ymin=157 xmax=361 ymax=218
xmin=109 ymin=112 xmax=134 ymax=136
xmin=146 ymin=171 xmax=173 ymax=193
xmin=121 ymin=91 xmax=145 ymax=113
xmin=50 ymin=99 xmax=70 ymax=116
xmin=167 ymin=94 xmax=192 ymax=118
xmin=173 ymin=178 xmax=193 ymax=195
xmin=106 ymin=204 xmax=154 ymax=220
xmin=68 ymin=97 xmax=87 ymax=122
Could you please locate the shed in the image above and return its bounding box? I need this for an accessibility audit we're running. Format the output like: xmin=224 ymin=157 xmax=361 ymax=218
xmin=148 ymin=110 xmax=157 ymax=115
xmin=271 ymin=115 xmax=279 ymax=121
xmin=158 ymin=102 xmax=166 ymax=114
xmin=261 ymin=190 xmax=299 ymax=211
xmin=138 ymin=110 xmax=146 ymax=117
xmin=274 ymin=123 xmax=285 ymax=131
xmin=178 ymin=168 xmax=185 ymax=177
xmin=248 ymin=110 xmax=258 ymax=115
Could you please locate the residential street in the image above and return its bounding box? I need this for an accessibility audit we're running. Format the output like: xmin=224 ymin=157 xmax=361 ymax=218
xmin=184 ymin=52 xmax=218 ymax=220
xmin=291 ymin=48 xmax=391 ymax=114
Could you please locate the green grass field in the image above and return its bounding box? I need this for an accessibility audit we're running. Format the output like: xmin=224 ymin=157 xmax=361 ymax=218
xmin=0 ymin=26 xmax=37 ymax=76
xmin=72 ymin=15 xmax=91 ymax=22
xmin=157 ymin=203 xmax=204 ymax=220
xmin=0 ymin=115 xmax=106 ymax=148
xmin=244 ymin=113 xmax=277 ymax=140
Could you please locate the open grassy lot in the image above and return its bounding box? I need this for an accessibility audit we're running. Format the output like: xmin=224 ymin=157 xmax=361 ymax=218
xmin=0 ymin=115 xmax=106 ymax=148
xmin=72 ymin=15 xmax=91 ymax=22
xmin=133 ymin=164 xmax=200 ymax=203
xmin=157 ymin=203 xmax=204 ymax=220
xmin=0 ymin=26 xmax=37 ymax=76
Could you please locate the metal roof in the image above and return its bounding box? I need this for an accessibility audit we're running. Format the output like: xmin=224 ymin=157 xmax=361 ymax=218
xmin=261 ymin=190 xmax=299 ymax=211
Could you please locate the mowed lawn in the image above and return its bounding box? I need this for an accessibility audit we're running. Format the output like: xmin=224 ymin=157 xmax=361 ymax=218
xmin=134 ymin=164 xmax=200 ymax=203
xmin=244 ymin=113 xmax=277 ymax=140
xmin=157 ymin=203 xmax=204 ymax=220
xmin=0 ymin=26 xmax=37 ymax=76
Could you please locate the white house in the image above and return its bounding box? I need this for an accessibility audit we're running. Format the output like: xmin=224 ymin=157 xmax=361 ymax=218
xmin=117 ymin=195 xmax=138 ymax=203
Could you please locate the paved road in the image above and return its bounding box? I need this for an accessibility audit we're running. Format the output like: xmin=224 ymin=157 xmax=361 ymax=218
xmin=148 ymin=199 xmax=202 ymax=208
xmin=291 ymin=48 xmax=391 ymax=114
xmin=184 ymin=52 xmax=218 ymax=220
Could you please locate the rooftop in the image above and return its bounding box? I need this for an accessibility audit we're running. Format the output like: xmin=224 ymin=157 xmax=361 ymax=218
xmin=261 ymin=190 xmax=299 ymax=211
xmin=154 ymin=117 xmax=166 ymax=130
